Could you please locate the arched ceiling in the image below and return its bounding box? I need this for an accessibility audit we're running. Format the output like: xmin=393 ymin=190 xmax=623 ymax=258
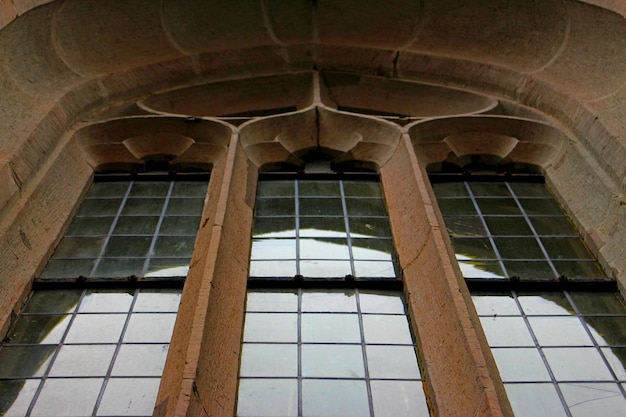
xmin=0 ymin=0 xmax=625 ymax=214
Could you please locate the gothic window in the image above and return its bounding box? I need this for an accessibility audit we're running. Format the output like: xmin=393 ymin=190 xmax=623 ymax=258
xmin=431 ymin=175 xmax=626 ymax=417
xmin=0 ymin=174 xmax=208 ymax=417
xmin=236 ymin=168 xmax=430 ymax=417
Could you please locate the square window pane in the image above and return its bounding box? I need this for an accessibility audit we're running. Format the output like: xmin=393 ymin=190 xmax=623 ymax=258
xmin=442 ymin=216 xmax=487 ymax=237
xmin=517 ymin=293 xmax=574 ymax=315
xmin=145 ymin=258 xmax=190 ymax=277
xmin=471 ymin=293 xmax=520 ymax=316
xmin=300 ymin=238 xmax=350 ymax=260
xmin=48 ymin=345 xmax=116 ymax=377
xmin=299 ymin=198 xmax=343 ymax=216
xmin=541 ymin=237 xmax=594 ymax=260
xmin=31 ymin=378 xmax=103 ymax=417
xmin=252 ymin=217 xmax=296 ymax=238
xmin=343 ymin=181 xmax=382 ymax=197
xmin=166 ymin=198 xmax=205 ymax=216
xmin=349 ymin=217 xmax=392 ymax=238
xmin=485 ymin=216 xmax=532 ymax=236
xmin=123 ymin=313 xmax=177 ymax=343
xmin=530 ymin=216 xmax=578 ymax=236
xmin=39 ymin=259 xmax=96 ymax=279
xmin=111 ymin=344 xmax=169 ymax=376
xmin=301 ymin=290 xmax=357 ymax=312
xmin=237 ymin=379 xmax=298 ymax=417
xmin=79 ymin=291 xmax=134 ymax=312
xmin=451 ymin=237 xmax=496 ymax=260
xmin=299 ymin=260 xmax=352 ymax=277
xmin=544 ymin=348 xmax=614 ymax=380
xmin=476 ymin=198 xmax=521 ymax=215
xmin=65 ymin=314 xmax=126 ymax=344
xmin=351 ymin=239 xmax=394 ymax=261
xmin=346 ymin=198 xmax=387 ymax=217
xmin=96 ymin=377 xmax=161 ymax=416
xmin=113 ymin=216 xmax=159 ymax=235
xmin=505 ymin=383 xmax=568 ymax=417
xmin=371 ymin=380 xmax=430 ymax=417
xmin=491 ymin=348 xmax=551 ymax=382
xmin=509 ymin=183 xmax=552 ymax=198
xmin=300 ymin=217 xmax=346 ymax=237
xmin=0 ymin=346 xmax=56 ymax=378
xmin=301 ymin=314 xmax=361 ymax=343
xmin=603 ymin=347 xmax=626 ymax=380
xmin=362 ymin=315 xmax=413 ymax=345
xmin=528 ymin=317 xmax=593 ymax=346
xmin=246 ymin=291 xmax=298 ymax=312
xmin=159 ymin=215 xmax=201 ymax=235
xmin=134 ymin=290 xmax=182 ymax=312
xmin=66 ymin=216 xmax=114 ymax=236
xmin=479 ymin=316 xmax=534 ymax=347
xmin=519 ymin=198 xmax=564 ymax=216
xmin=255 ymin=198 xmax=295 ymax=216
xmin=153 ymin=235 xmax=197 ymax=258
xmin=584 ymin=317 xmax=626 ymax=346
xmin=251 ymin=239 xmax=296 ymax=260
xmin=243 ymin=313 xmax=298 ymax=343
xmin=121 ymin=198 xmax=166 ymax=215
xmin=570 ymin=292 xmax=626 ymax=315
xmin=52 ymin=237 xmax=105 ymax=259
xmin=431 ymin=182 xmax=469 ymax=198
xmin=298 ymin=181 xmax=341 ymax=196
xmin=302 ymin=380 xmax=370 ymax=417
xmin=359 ymin=291 xmax=405 ymax=314
xmin=493 ymin=237 xmax=544 ymax=259
xmin=469 ymin=183 xmax=511 ymax=196
xmin=302 ymin=344 xmax=365 ymax=378
xmin=553 ymin=261 xmax=605 ymax=279
xmin=7 ymin=315 xmax=71 ymax=344
xmin=240 ymin=344 xmax=297 ymax=377
xmin=104 ymin=236 xmax=152 ymax=257
xmin=0 ymin=379 xmax=40 ymax=417
xmin=366 ymin=345 xmax=421 ymax=379
xmin=436 ymin=198 xmax=476 ymax=215
xmin=94 ymin=258 xmax=146 ymax=277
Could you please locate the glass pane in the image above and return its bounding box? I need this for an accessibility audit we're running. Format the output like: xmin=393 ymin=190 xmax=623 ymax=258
xmin=255 ymin=198 xmax=295 ymax=216
xmin=104 ymin=236 xmax=152 ymax=257
xmin=300 ymin=260 xmax=352 ymax=277
xmin=128 ymin=182 xmax=170 ymax=197
xmin=8 ymin=315 xmax=71 ymax=344
xmin=0 ymin=379 xmax=40 ymax=417
xmin=603 ymin=347 xmax=626 ymax=380
xmin=301 ymin=290 xmax=357 ymax=312
xmin=113 ymin=216 xmax=159 ymax=235
xmin=442 ymin=216 xmax=487 ymax=237
xmin=0 ymin=346 xmax=55 ymax=378
xmin=134 ymin=290 xmax=182 ymax=312
xmin=349 ymin=217 xmax=392 ymax=238
xmin=253 ymin=217 xmax=296 ymax=238
xmin=145 ymin=258 xmax=190 ymax=277
xmin=458 ymin=261 xmax=506 ymax=279
xmin=366 ymin=345 xmax=421 ymax=379
xmin=299 ymin=238 xmax=350 ymax=259
xmin=111 ymin=344 xmax=169 ymax=376
xmin=570 ymin=292 xmax=626 ymax=315
xmin=239 ymin=344 xmax=297 ymax=377
xmin=94 ymin=258 xmax=145 ymax=277
xmin=505 ymin=383 xmax=568 ymax=417
xmin=159 ymin=216 xmax=201 ymax=235
xmin=469 ymin=183 xmax=511 ymax=196
xmin=484 ymin=216 xmax=532 ymax=236
xmin=371 ymin=380 xmax=430 ymax=417
xmin=431 ymin=182 xmax=469 ymax=197
xmin=76 ymin=199 xmax=123 ymax=216
xmin=237 ymin=379 xmax=298 ymax=417
xmin=528 ymin=317 xmax=593 ymax=346
xmin=517 ymin=293 xmax=574 ymax=315
xmin=530 ymin=216 xmax=578 ymax=236
xmin=479 ymin=316 xmax=534 ymax=347
xmin=503 ymin=261 xmax=555 ymax=279
xmin=343 ymin=181 xmax=382 ymax=197
xmin=436 ymin=198 xmax=476 ymax=216
xmin=87 ymin=182 xmax=129 ymax=198
xmin=302 ymin=380 xmax=370 ymax=417
xmin=351 ymin=239 xmax=394 ymax=261
xmin=519 ymin=198 xmax=564 ymax=216
xmin=250 ymin=239 xmax=296 ymax=260
xmin=153 ymin=235 xmax=197 ymax=257
xmin=22 ymin=291 xmax=80 ymax=314
xmin=301 ymin=314 xmax=361 ymax=343
xmin=298 ymin=181 xmax=341 ymax=196
xmin=509 ymin=183 xmax=552 ymax=198
xmin=541 ymin=237 xmax=594 ymax=260
xmin=53 ymin=237 xmax=105 ymax=259
xmin=476 ymin=198 xmax=521 ymax=215
xmin=38 ymin=259 xmax=95 ymax=279
xmin=66 ymin=216 xmax=114 ymax=236
xmin=79 ymin=291 xmax=134 ymax=312
xmin=64 ymin=314 xmax=126 ymax=343
xmin=170 ymin=182 xmax=208 ymax=197
xmin=121 ymin=198 xmax=166 ymax=215
xmin=560 ymin=383 xmax=626 ymax=417
xmin=246 ymin=291 xmax=298 ymax=312
xmin=96 ymin=378 xmax=161 ymax=416
xmin=300 ymin=217 xmax=346 ymax=237
xmin=584 ymin=317 xmax=626 ymax=346
xmin=243 ymin=313 xmax=298 ymax=343
xmin=360 ymin=291 xmax=406 ymax=314
xmin=165 ymin=197 xmax=204 ymax=216
xmin=249 ymin=260 xmax=297 ymax=277
xmin=354 ymin=261 xmax=396 ymax=278
xmin=48 ymin=345 xmax=116 ymax=377
xmin=471 ymin=294 xmax=520 ymax=316
xmin=362 ymin=315 xmax=413 ymax=344
xmin=345 ymin=198 xmax=387 ymax=217
xmin=553 ymin=261 xmax=605 ymax=279
xmin=299 ymin=198 xmax=343 ymax=216
xmin=544 ymin=348 xmax=613 ymax=380
xmin=256 ymin=181 xmax=295 ymax=197
xmin=30 ymin=378 xmax=103 ymax=417
xmin=493 ymin=237 xmax=545 ymax=259
xmin=301 ymin=345 xmax=365 ymax=377
xmin=491 ymin=348 xmax=551 ymax=382
xmin=451 ymin=237 xmax=496 ymax=260
xmin=123 ymin=313 xmax=177 ymax=343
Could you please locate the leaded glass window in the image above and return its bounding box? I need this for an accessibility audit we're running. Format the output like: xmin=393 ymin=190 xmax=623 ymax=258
xmin=237 ymin=171 xmax=429 ymax=417
xmin=1 ymin=174 xmax=208 ymax=417
xmin=431 ymin=176 xmax=626 ymax=417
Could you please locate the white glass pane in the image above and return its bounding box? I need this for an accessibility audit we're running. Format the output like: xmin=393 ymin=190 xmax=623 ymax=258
xmin=243 ymin=313 xmax=298 ymax=343
xmin=31 ymin=378 xmax=103 ymax=417
xmin=237 ymin=379 xmax=298 ymax=417
xmin=362 ymin=315 xmax=413 ymax=345
xmin=301 ymin=314 xmax=361 ymax=343
xmin=371 ymin=380 xmax=429 ymax=417
xmin=302 ymin=379 xmax=370 ymax=417
xmin=240 ymin=344 xmax=298 ymax=377
xmin=97 ymin=378 xmax=161 ymax=416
